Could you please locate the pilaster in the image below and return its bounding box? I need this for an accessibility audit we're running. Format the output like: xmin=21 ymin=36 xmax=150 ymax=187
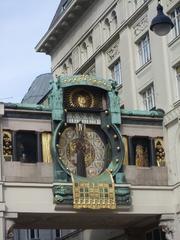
xmin=0 ymin=103 xmax=4 ymax=181
xmin=159 ymin=214 xmax=180 ymax=240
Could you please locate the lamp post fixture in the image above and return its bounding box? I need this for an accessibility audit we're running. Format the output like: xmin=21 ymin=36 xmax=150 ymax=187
xmin=150 ymin=0 xmax=174 ymax=36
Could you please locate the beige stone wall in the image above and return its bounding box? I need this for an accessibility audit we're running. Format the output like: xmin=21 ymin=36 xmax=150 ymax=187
xmin=50 ymin=0 xmax=180 ymax=113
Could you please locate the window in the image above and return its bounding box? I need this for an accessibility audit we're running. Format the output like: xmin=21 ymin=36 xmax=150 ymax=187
xmin=16 ymin=131 xmax=38 ymax=163
xmin=176 ymin=65 xmax=180 ymax=98
xmin=81 ymin=42 xmax=88 ymax=63
xmin=132 ymin=136 xmax=151 ymax=167
xmin=171 ymin=6 xmax=180 ymax=38
xmin=146 ymin=228 xmax=165 ymax=240
xmin=26 ymin=229 xmax=39 ymax=240
xmin=55 ymin=229 xmax=62 ymax=238
xmin=141 ymin=85 xmax=155 ymax=111
xmin=110 ymin=60 xmax=122 ymax=85
xmin=62 ymin=63 xmax=68 ymax=75
xmin=137 ymin=33 xmax=151 ymax=67
xmin=87 ymin=35 xmax=93 ymax=57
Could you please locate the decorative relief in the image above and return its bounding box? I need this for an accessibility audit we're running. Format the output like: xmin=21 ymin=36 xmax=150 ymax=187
xmin=3 ymin=131 xmax=13 ymax=161
xmin=72 ymin=171 xmax=116 ymax=209
xmin=133 ymin=13 xmax=148 ymax=38
xmin=106 ymin=41 xmax=120 ymax=64
xmin=160 ymin=220 xmax=175 ymax=240
xmin=166 ymin=0 xmax=176 ymax=7
xmin=135 ymin=144 xmax=148 ymax=167
xmin=155 ymin=138 xmax=165 ymax=167
xmin=6 ymin=219 xmax=15 ymax=240
xmin=122 ymin=136 xmax=129 ymax=165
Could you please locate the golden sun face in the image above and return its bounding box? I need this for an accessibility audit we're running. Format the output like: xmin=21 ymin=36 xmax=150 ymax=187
xmin=70 ymin=89 xmax=94 ymax=108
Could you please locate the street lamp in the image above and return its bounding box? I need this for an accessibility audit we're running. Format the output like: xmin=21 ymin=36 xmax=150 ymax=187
xmin=150 ymin=1 xmax=174 ymax=36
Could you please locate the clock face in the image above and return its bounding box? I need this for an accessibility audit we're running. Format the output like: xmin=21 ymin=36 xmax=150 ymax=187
xmin=58 ymin=126 xmax=106 ymax=177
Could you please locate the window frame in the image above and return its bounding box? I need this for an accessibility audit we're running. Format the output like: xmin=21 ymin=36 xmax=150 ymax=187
xmin=170 ymin=5 xmax=180 ymax=39
xmin=141 ymin=84 xmax=155 ymax=111
xmin=176 ymin=65 xmax=180 ymax=99
xmin=109 ymin=59 xmax=122 ymax=86
xmin=26 ymin=229 xmax=39 ymax=240
xmin=137 ymin=33 xmax=151 ymax=68
xmin=145 ymin=228 xmax=166 ymax=240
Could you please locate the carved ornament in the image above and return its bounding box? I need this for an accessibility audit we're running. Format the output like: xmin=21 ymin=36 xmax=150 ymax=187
xmin=106 ymin=41 xmax=120 ymax=64
xmin=133 ymin=13 xmax=148 ymax=38
xmin=160 ymin=220 xmax=175 ymax=240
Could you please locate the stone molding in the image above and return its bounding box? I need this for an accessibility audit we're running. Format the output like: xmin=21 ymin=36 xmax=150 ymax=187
xmin=133 ymin=13 xmax=148 ymax=39
xmin=163 ymin=104 xmax=180 ymax=126
xmin=166 ymin=0 xmax=177 ymax=7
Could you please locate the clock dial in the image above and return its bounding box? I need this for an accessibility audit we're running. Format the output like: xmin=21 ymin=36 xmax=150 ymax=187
xmin=58 ymin=126 xmax=106 ymax=177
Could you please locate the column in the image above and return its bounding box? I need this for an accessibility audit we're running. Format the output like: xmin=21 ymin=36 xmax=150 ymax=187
xmin=37 ymin=132 xmax=42 ymax=162
xmin=12 ymin=131 xmax=17 ymax=162
xmin=0 ymin=214 xmax=6 ymax=240
xmin=128 ymin=136 xmax=134 ymax=165
xmin=159 ymin=214 xmax=180 ymax=240
xmin=0 ymin=103 xmax=4 ymax=180
xmin=149 ymin=137 xmax=155 ymax=166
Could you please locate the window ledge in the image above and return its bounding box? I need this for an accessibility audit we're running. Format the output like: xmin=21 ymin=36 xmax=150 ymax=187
xmin=117 ymin=83 xmax=123 ymax=90
xmin=135 ymin=60 xmax=151 ymax=75
xmin=168 ymin=34 xmax=180 ymax=48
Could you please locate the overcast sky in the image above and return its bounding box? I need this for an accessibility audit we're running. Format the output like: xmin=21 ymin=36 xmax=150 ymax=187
xmin=0 ymin=0 xmax=60 ymax=103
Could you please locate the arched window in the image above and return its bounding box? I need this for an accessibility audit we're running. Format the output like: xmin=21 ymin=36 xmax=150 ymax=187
xmin=104 ymin=18 xmax=111 ymax=40
xmin=62 ymin=63 xmax=68 ymax=75
xmin=81 ymin=42 xmax=88 ymax=63
xmin=68 ymin=57 xmax=73 ymax=74
xmin=87 ymin=35 xmax=93 ymax=57
xmin=111 ymin=10 xmax=117 ymax=31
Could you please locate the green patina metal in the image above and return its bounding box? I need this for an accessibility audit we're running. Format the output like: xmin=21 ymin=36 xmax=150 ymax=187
xmin=49 ymin=81 xmax=64 ymax=121
xmin=50 ymin=75 xmax=131 ymax=208
xmin=108 ymin=81 xmax=121 ymax=124
xmin=53 ymin=185 xmax=73 ymax=204
xmin=4 ymin=102 xmax=51 ymax=111
xmin=121 ymin=109 xmax=164 ymax=117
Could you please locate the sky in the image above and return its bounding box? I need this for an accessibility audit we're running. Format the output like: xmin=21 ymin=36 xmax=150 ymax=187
xmin=0 ymin=0 xmax=60 ymax=103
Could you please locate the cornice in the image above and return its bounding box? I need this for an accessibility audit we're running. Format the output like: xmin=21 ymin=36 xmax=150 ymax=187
xmin=52 ymin=0 xmax=151 ymax=72
xmin=35 ymin=0 xmax=95 ymax=54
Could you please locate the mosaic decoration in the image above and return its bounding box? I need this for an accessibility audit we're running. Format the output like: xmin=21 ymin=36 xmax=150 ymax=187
xmin=72 ymin=170 xmax=116 ymax=209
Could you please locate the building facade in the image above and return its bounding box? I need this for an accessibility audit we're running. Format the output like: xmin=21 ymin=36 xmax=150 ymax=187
xmin=0 ymin=0 xmax=180 ymax=239
xmin=35 ymin=1 xmax=180 ymax=238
